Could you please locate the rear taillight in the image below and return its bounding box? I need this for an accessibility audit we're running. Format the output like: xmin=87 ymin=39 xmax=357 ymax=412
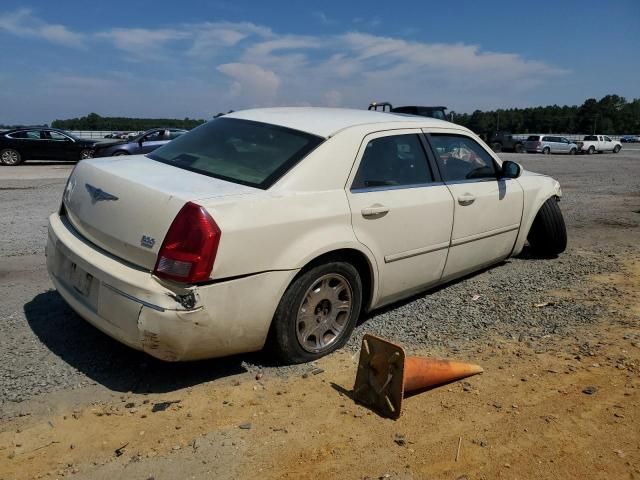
xmin=536 ymin=141 xmax=542 ymax=147
xmin=153 ymin=202 xmax=221 ymax=283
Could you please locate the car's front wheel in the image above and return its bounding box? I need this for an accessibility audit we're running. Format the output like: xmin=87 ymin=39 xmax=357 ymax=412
xmin=80 ymin=149 xmax=94 ymax=160
xmin=613 ymin=145 xmax=621 ymax=153
xmin=270 ymin=261 xmax=363 ymax=364
xmin=527 ymin=197 xmax=567 ymax=256
xmin=569 ymin=148 xmax=577 ymax=155
xmin=1 ymin=148 xmax=23 ymax=166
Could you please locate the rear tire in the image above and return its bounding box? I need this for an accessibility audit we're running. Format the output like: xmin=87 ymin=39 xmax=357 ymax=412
xmin=542 ymin=147 xmax=550 ymax=155
xmin=269 ymin=261 xmax=363 ymax=364
xmin=587 ymin=146 xmax=595 ymax=155
xmin=515 ymin=143 xmax=525 ymax=153
xmin=491 ymin=142 xmax=502 ymax=153
xmin=1 ymin=148 xmax=23 ymax=166
xmin=527 ymin=197 xmax=567 ymax=256
xmin=113 ymin=151 xmax=129 ymax=156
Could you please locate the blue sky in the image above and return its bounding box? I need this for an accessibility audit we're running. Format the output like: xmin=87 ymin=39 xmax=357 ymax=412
xmin=0 ymin=0 xmax=638 ymax=124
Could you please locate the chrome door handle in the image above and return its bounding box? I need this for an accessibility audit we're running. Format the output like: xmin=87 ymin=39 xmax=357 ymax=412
xmin=361 ymin=205 xmax=390 ymax=217
xmin=458 ymin=194 xmax=475 ymax=206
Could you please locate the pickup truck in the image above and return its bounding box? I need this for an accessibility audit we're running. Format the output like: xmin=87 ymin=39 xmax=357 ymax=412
xmin=577 ymin=135 xmax=622 ymax=154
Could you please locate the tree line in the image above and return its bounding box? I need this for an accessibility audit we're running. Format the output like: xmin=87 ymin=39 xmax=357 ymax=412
xmin=451 ymin=95 xmax=640 ymax=135
xmin=51 ymin=112 xmax=206 ymax=131
xmin=5 ymin=94 xmax=638 ymax=134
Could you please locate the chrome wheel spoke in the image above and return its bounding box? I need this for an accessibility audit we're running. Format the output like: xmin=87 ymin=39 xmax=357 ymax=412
xmin=295 ymin=273 xmax=354 ymax=353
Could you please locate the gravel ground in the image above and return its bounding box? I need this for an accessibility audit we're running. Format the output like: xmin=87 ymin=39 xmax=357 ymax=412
xmin=1 ymin=149 xmax=639 ymax=409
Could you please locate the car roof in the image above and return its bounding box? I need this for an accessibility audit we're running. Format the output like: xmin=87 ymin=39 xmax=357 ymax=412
xmin=224 ymin=107 xmax=456 ymax=138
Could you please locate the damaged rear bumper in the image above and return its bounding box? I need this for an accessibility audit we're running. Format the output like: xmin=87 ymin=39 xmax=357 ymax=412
xmin=46 ymin=213 xmax=297 ymax=361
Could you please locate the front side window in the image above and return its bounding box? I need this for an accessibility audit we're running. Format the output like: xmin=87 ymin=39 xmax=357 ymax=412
xmin=149 ymin=118 xmax=323 ymax=189
xmin=429 ymin=134 xmax=497 ymax=182
xmin=351 ymin=134 xmax=433 ymax=190
xmin=604 ymin=136 xmax=612 ymax=142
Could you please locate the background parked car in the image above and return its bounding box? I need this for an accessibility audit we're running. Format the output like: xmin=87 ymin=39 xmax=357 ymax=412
xmin=576 ymin=135 xmax=621 ymax=154
xmin=93 ymin=128 xmax=187 ymax=157
xmin=0 ymin=128 xmax=98 ymax=166
xmin=487 ymin=131 xmax=525 ymax=153
xmin=621 ymin=135 xmax=640 ymax=143
xmin=525 ymin=135 xmax=578 ymax=154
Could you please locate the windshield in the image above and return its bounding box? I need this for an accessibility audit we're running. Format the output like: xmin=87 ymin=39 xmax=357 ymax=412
xmin=148 ymin=118 xmax=324 ymax=189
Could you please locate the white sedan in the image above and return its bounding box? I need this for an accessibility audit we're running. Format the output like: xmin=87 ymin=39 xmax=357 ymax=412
xmin=46 ymin=108 xmax=567 ymax=363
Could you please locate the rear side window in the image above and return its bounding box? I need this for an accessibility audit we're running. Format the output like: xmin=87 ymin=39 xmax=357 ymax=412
xmin=429 ymin=134 xmax=497 ymax=182
xmin=351 ymin=134 xmax=433 ymax=190
xmin=584 ymin=135 xmax=597 ymax=141
xmin=527 ymin=135 xmax=540 ymax=141
xmin=149 ymin=118 xmax=323 ymax=189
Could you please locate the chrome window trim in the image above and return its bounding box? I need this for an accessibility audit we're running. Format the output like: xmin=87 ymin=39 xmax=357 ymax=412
xmin=351 ymin=180 xmax=446 ymax=194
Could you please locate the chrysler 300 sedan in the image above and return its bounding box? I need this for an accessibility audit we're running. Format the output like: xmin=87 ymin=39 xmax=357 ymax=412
xmin=46 ymin=108 xmax=566 ymax=363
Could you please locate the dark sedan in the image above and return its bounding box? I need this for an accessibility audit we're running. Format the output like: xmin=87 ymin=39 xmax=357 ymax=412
xmin=93 ymin=128 xmax=186 ymax=157
xmin=0 ymin=128 xmax=98 ymax=166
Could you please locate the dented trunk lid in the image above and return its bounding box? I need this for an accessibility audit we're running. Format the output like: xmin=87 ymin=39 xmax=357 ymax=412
xmin=62 ymin=155 xmax=258 ymax=271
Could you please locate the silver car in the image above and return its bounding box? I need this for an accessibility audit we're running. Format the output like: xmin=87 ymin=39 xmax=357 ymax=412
xmin=525 ymin=135 xmax=578 ymax=155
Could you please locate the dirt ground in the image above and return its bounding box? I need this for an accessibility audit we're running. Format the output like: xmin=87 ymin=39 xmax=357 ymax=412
xmin=1 ymin=151 xmax=639 ymax=480
xmin=1 ymin=257 xmax=639 ymax=480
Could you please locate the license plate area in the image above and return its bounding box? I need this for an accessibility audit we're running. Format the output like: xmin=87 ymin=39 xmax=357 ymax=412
xmin=57 ymin=242 xmax=100 ymax=311
xmin=70 ymin=263 xmax=93 ymax=297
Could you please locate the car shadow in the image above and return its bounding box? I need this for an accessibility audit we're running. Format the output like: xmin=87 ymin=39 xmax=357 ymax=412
xmin=24 ymin=291 xmax=252 ymax=395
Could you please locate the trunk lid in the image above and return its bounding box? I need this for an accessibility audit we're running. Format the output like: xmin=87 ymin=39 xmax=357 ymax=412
xmin=63 ymin=155 xmax=258 ymax=270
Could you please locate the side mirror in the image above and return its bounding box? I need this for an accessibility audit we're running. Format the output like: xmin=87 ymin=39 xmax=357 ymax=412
xmin=501 ymin=160 xmax=521 ymax=179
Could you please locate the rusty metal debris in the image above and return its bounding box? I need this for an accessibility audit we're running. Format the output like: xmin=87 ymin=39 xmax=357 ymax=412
xmin=353 ymin=334 xmax=484 ymax=419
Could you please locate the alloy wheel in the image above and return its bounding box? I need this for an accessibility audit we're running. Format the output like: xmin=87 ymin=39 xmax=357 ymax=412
xmin=296 ymin=274 xmax=353 ymax=353
xmin=1 ymin=149 xmax=20 ymax=165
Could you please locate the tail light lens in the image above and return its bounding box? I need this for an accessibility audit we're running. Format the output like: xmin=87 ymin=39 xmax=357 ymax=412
xmin=154 ymin=202 xmax=221 ymax=283
xmin=536 ymin=141 xmax=542 ymax=147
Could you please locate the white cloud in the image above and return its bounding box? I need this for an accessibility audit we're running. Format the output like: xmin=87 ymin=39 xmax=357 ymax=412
xmin=96 ymin=27 xmax=190 ymax=59
xmin=0 ymin=9 xmax=84 ymax=48
xmin=0 ymin=11 xmax=570 ymax=120
xmin=217 ymin=63 xmax=281 ymax=105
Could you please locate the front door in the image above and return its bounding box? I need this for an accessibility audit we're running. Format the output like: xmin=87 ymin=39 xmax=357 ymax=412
xmin=424 ymin=131 xmax=524 ymax=280
xmin=346 ymin=130 xmax=454 ymax=306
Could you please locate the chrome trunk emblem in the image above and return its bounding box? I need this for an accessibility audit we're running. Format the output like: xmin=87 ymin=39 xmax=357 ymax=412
xmin=85 ymin=184 xmax=118 ymax=203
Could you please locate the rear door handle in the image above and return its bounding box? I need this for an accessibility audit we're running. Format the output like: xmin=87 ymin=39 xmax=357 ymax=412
xmin=361 ymin=205 xmax=390 ymax=217
xmin=458 ymin=194 xmax=475 ymax=206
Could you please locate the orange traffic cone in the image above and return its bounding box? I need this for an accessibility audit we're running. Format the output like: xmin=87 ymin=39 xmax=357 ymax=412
xmin=353 ymin=334 xmax=483 ymax=419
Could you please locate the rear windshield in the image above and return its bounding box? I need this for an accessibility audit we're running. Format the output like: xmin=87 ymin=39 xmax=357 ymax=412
xmin=584 ymin=135 xmax=597 ymax=141
xmin=148 ymin=118 xmax=324 ymax=189
xmin=527 ymin=135 xmax=540 ymax=141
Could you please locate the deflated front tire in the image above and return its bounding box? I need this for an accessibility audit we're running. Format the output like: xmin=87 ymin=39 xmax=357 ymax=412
xmin=527 ymin=197 xmax=567 ymax=256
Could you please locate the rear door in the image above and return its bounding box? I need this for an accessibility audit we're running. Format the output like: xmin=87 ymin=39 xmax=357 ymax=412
xmin=346 ymin=129 xmax=454 ymax=304
xmin=424 ymin=130 xmax=524 ymax=280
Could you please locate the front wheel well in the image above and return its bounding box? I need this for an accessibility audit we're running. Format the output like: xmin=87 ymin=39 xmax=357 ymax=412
xmin=297 ymin=249 xmax=374 ymax=312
